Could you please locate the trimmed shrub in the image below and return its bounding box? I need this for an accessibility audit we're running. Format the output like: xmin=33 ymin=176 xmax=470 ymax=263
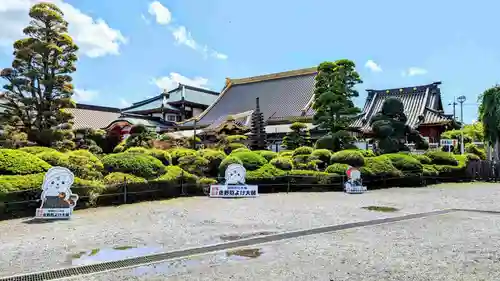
xmin=226 ymin=135 xmax=247 ymax=143
xmin=384 ymin=153 xmax=423 ymax=173
xmin=103 ymin=172 xmax=146 ymax=185
xmin=225 ymin=143 xmax=247 ymax=154
xmin=38 ymin=151 xmax=103 ymax=180
xmin=465 ymin=143 xmax=486 ymax=160
xmin=246 ymin=163 xmax=286 ymax=180
xmin=255 ymin=150 xmax=278 ymax=161
xmin=292 ymin=146 xmax=314 ymax=156
xmin=37 ymin=151 xmax=68 ymax=166
xmin=101 ymin=153 xmax=165 ymax=179
xmin=218 ymin=156 xmax=244 ymax=176
xmin=124 ymin=147 xmax=149 ymax=154
xmin=294 ymin=161 xmax=319 ymax=171
xmin=198 ymin=177 xmax=218 ymax=185
xmin=411 ymin=154 xmax=432 ymax=164
xmin=197 ymin=149 xmax=226 ymax=177
xmin=269 ymin=157 xmax=293 ymax=171
xmin=231 ymin=151 xmax=267 ymax=171
xmin=288 ymin=170 xmax=339 ymax=184
xmin=230 ymin=147 xmax=251 ymax=154
xmin=361 ymin=156 xmax=401 ymax=177
xmin=0 ymin=173 xmax=44 ymax=193
xmin=357 ymin=149 xmax=376 ymax=157
xmin=325 ymin=163 xmax=349 ymax=174
xmin=169 ymin=148 xmax=197 ymax=165
xmin=278 ymin=150 xmax=293 ymax=157
xmin=69 ymin=150 xmax=104 ymax=169
xmin=153 ymin=166 xmax=198 ymax=184
xmin=178 ymin=155 xmax=210 ymax=176
xmin=19 ymin=146 xmax=58 ymax=155
xmin=424 ymin=151 xmax=459 ymax=166
xmin=331 ymin=150 xmax=365 ymax=167
xmin=422 ymin=164 xmax=439 ymax=176
xmin=148 ymin=149 xmax=172 ymax=165
xmin=0 ymin=149 xmax=51 ymax=175
xmin=310 ymin=149 xmax=332 ymax=170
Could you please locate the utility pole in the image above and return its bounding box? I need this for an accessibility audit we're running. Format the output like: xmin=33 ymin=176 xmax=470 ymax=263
xmin=448 ymin=97 xmax=458 ymax=121
xmin=457 ymin=95 xmax=467 ymax=154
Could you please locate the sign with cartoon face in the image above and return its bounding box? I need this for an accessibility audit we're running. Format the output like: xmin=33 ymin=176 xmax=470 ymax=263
xmin=209 ymin=163 xmax=258 ymax=198
xmin=344 ymin=166 xmax=367 ymax=194
xmin=35 ymin=167 xmax=79 ymax=219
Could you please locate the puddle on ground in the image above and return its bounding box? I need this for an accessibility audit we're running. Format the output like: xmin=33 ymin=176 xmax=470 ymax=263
xmin=133 ymin=247 xmax=265 ymax=277
xmin=362 ymin=205 xmax=400 ymax=212
xmin=219 ymin=231 xmax=277 ymax=241
xmin=70 ymin=245 xmax=162 ymax=266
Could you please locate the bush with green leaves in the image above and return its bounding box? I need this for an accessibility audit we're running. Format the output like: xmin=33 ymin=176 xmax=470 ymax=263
xmin=255 ymin=150 xmax=277 ymax=161
xmin=197 ymin=149 xmax=226 ymax=177
xmin=169 ymin=148 xmax=197 ymax=165
xmin=178 ymin=155 xmax=210 ymax=176
xmin=310 ymin=149 xmax=332 ymax=169
xmin=411 ymin=154 xmax=432 ymax=164
xmin=325 ymin=163 xmax=349 ymax=174
xmin=360 ymin=156 xmax=402 ymax=177
xmin=288 ymin=170 xmax=339 ymax=184
xmin=225 ymin=143 xmax=247 ymax=154
xmin=0 ymin=149 xmax=51 ymax=175
xmin=103 ymin=172 xmax=146 ymax=185
xmin=465 ymin=143 xmax=486 ymax=160
xmin=278 ymin=150 xmax=293 ymax=157
xmin=19 ymin=146 xmax=58 ymax=155
xmin=246 ymin=163 xmax=286 ymax=180
xmin=153 ymin=165 xmax=198 ymax=184
xmin=424 ymin=151 xmax=459 ymax=166
xmin=198 ymin=177 xmax=218 ymax=185
xmin=422 ymin=164 xmax=439 ymax=176
xmin=282 ymin=122 xmax=311 ymax=150
xmin=269 ymin=157 xmax=293 ymax=171
xmin=331 ymin=150 xmax=365 ymax=167
xmin=357 ymin=149 xmax=376 ymax=157
xmin=37 ymin=150 xmax=103 ymax=180
xmin=101 ymin=153 xmax=165 ymax=179
xmin=230 ymin=147 xmax=251 ymax=154
xmin=384 ymin=153 xmax=423 ymax=174
xmin=292 ymin=146 xmax=314 ymax=156
xmin=230 ymin=151 xmax=267 ymax=171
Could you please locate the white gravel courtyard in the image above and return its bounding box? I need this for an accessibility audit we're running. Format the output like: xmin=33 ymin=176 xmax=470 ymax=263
xmin=1 ymin=182 xmax=500 ymax=280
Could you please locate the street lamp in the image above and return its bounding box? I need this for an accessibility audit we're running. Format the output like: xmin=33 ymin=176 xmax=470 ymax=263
xmin=457 ymin=95 xmax=466 ymax=154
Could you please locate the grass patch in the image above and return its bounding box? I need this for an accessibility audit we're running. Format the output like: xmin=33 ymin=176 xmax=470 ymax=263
xmin=362 ymin=206 xmax=399 ymax=212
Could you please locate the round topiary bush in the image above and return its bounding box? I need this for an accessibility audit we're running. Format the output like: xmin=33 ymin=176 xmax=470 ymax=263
xmin=124 ymin=147 xmax=149 ymax=154
xmin=310 ymin=149 xmax=332 ymax=164
xmin=465 ymin=143 xmax=486 ymax=160
xmin=169 ymin=148 xmax=197 ymax=165
xmin=197 ymin=149 xmax=226 ymax=177
xmin=246 ymin=163 xmax=286 ymax=180
xmin=292 ymin=146 xmax=314 ymax=156
xmin=148 ymin=149 xmax=172 ymax=165
xmin=103 ymin=172 xmax=146 ymax=185
xmin=424 ymin=151 xmax=459 ymax=166
xmin=230 ymin=151 xmax=267 ymax=171
xmin=218 ymin=156 xmax=244 ymax=176
xmin=102 ymin=153 xmax=165 ymax=179
xmin=269 ymin=157 xmax=293 ymax=171
xmin=224 ymin=143 xmax=247 ymax=154
xmin=360 ymin=156 xmax=402 ymax=177
xmin=331 ymin=150 xmax=365 ymax=167
xmin=411 ymin=154 xmax=432 ymax=164
xmin=255 ymin=150 xmax=277 ymax=161
xmin=325 ymin=163 xmax=350 ymax=174
xmin=178 ymin=155 xmax=210 ymax=176
xmin=384 ymin=153 xmax=423 ymax=173
xmin=230 ymin=147 xmax=251 ymax=154
xmin=19 ymin=146 xmax=58 ymax=155
xmin=358 ymin=149 xmax=376 ymax=157
xmin=0 ymin=173 xmax=45 ymax=193
xmin=37 ymin=151 xmax=69 ymax=166
xmin=153 ymin=165 xmax=198 ymax=183
xmin=278 ymin=150 xmax=293 ymax=157
xmin=0 ymin=149 xmax=51 ymax=175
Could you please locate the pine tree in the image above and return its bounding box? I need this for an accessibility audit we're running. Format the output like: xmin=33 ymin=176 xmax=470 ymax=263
xmin=249 ymin=97 xmax=267 ymax=150
xmin=313 ymin=60 xmax=362 ymax=151
xmin=282 ymin=122 xmax=311 ymax=150
xmin=0 ymin=3 xmax=78 ymax=148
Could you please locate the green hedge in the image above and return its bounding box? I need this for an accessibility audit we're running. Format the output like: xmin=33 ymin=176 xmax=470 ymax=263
xmin=218 ymin=156 xmax=243 ymax=176
xmin=331 ymin=150 xmax=365 ymax=167
xmin=153 ymin=166 xmax=198 ymax=183
xmin=384 ymin=153 xmax=423 ymax=174
xmin=255 ymin=150 xmax=278 ymax=161
xmin=0 ymin=149 xmax=51 ymax=175
xmin=197 ymin=149 xmax=226 ymax=177
xmin=19 ymin=146 xmax=58 ymax=155
xmin=0 ymin=173 xmax=104 ymax=195
xmin=169 ymin=148 xmax=197 ymax=165
xmin=325 ymin=163 xmax=349 ymax=174
xmin=246 ymin=163 xmax=286 ymax=180
xmin=103 ymin=172 xmax=146 ymax=185
xmin=424 ymin=151 xmax=459 ymax=166
xmin=101 ymin=153 xmax=165 ymax=179
xmin=230 ymin=151 xmax=267 ymax=171
xmin=269 ymin=157 xmax=293 ymax=171
xmin=178 ymin=155 xmax=210 ymax=176
xmin=361 ymin=156 xmax=402 ymax=177
xmin=37 ymin=150 xmax=103 ymax=180
xmin=292 ymin=146 xmax=314 ymax=156
xmin=310 ymin=149 xmax=332 ymax=165
xmin=411 ymin=154 xmax=432 ymax=164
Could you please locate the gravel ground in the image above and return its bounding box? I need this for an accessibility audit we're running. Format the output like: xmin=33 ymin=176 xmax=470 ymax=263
xmin=70 ymin=211 xmax=500 ymax=281
xmin=0 ymin=182 xmax=499 ymax=279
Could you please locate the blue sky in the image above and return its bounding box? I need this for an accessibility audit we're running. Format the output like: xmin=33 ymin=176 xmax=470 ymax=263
xmin=1 ymin=0 xmax=499 ymax=124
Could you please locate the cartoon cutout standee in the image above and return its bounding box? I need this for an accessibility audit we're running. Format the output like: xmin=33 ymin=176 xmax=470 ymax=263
xmin=344 ymin=166 xmax=367 ymax=194
xmin=36 ymin=166 xmax=79 ymax=219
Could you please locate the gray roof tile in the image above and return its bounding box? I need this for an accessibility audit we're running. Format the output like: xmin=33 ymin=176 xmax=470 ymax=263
xmin=68 ymin=104 xmax=121 ymax=130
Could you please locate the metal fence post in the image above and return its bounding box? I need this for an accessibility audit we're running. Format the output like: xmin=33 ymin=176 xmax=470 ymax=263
xmin=180 ymin=170 xmax=185 ymax=196
xmin=123 ymin=177 xmax=127 ymax=204
xmin=286 ymin=173 xmax=290 ymax=193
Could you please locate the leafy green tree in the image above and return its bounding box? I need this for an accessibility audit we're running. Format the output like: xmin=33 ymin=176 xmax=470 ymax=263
xmin=312 ymin=60 xmax=362 ymax=151
xmin=479 ymin=85 xmax=500 ymax=159
xmin=282 ymin=122 xmax=311 ymax=150
xmin=0 ymin=3 xmax=78 ymax=147
xmin=124 ymin=125 xmax=155 ymax=149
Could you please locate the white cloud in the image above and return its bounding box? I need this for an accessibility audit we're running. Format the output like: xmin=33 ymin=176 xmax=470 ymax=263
xmin=74 ymin=88 xmax=98 ymax=102
xmin=119 ymin=98 xmax=131 ymax=108
xmin=364 ymin=60 xmax=382 ymax=72
xmin=0 ymin=0 xmax=127 ymax=58
xmin=402 ymin=67 xmax=428 ymax=77
xmin=211 ymin=51 xmax=228 ymax=60
xmin=141 ymin=14 xmax=151 ymax=25
xmin=148 ymin=1 xmax=171 ymax=25
xmin=152 ymin=73 xmax=209 ymax=91
xmin=171 ymin=26 xmax=197 ymax=50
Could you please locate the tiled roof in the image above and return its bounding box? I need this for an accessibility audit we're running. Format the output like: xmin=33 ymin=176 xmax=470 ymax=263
xmin=193 ymin=67 xmax=317 ymax=126
xmin=351 ymin=82 xmax=453 ymax=132
xmin=67 ymin=104 xmax=121 ymax=130
xmin=109 ymin=115 xmax=175 ymax=129
xmin=123 ymin=84 xmax=219 ymax=113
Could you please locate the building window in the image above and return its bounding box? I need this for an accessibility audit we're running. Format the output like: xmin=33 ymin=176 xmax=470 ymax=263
xmin=176 ymin=115 xmax=181 ymax=122
xmin=167 ymin=115 xmax=176 ymax=121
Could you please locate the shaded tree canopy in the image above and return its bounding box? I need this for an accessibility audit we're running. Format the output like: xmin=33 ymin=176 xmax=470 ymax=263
xmin=282 ymin=122 xmax=311 ymax=150
xmin=479 ymin=85 xmax=500 ymax=146
xmin=0 ymin=3 xmax=78 ymax=148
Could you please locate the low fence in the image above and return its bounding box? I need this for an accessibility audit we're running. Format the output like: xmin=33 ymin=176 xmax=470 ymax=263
xmin=0 ymin=171 xmax=482 ymax=221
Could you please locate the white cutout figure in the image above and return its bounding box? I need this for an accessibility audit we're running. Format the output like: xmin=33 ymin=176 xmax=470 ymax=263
xmin=40 ymin=167 xmax=79 ymax=209
xmin=225 ymin=164 xmax=246 ymax=185
xmin=344 ymin=166 xmax=367 ymax=194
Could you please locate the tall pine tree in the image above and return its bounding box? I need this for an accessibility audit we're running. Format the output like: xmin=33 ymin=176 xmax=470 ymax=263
xmin=0 ymin=3 xmax=78 ymax=148
xmin=312 ymin=60 xmax=362 ymax=151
